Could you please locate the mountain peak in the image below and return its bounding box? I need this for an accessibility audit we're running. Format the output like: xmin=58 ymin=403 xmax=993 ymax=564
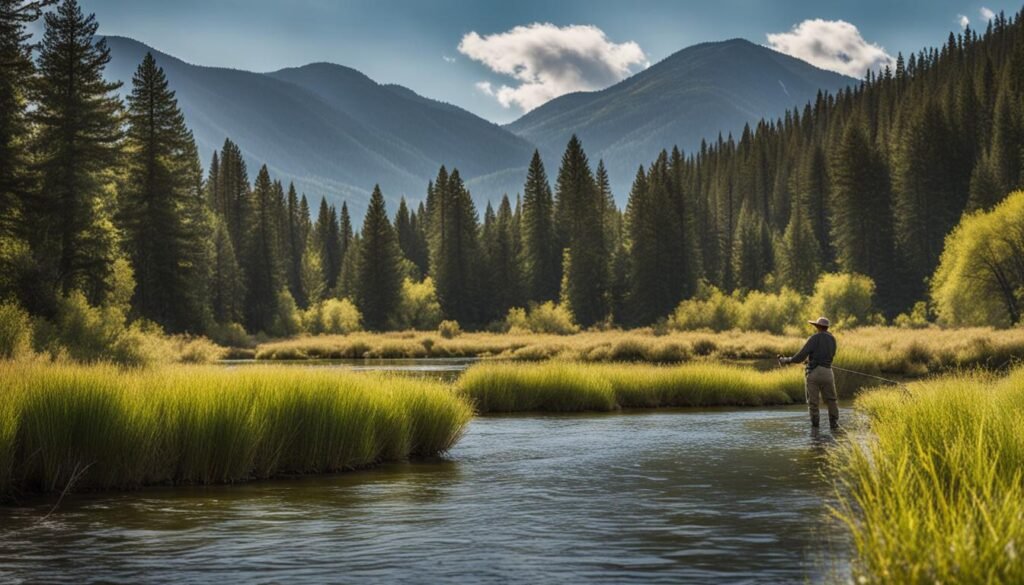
xmin=506 ymin=38 xmax=853 ymax=200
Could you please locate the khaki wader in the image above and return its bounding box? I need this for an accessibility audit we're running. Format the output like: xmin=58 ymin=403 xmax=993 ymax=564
xmin=805 ymin=366 xmax=839 ymax=426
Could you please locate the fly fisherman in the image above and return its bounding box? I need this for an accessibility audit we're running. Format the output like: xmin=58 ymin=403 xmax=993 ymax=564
xmin=778 ymin=317 xmax=838 ymax=430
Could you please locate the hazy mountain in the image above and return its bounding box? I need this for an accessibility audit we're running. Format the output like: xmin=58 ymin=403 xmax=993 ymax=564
xmin=102 ymin=36 xmax=534 ymax=218
xmin=103 ymin=36 xmax=854 ymax=217
xmin=506 ymin=39 xmax=855 ymax=200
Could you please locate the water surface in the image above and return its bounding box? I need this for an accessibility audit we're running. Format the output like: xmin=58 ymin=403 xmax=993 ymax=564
xmin=0 ymin=406 xmax=849 ymax=584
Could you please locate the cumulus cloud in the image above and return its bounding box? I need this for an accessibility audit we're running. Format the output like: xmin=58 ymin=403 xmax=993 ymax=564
xmin=458 ymin=23 xmax=647 ymax=112
xmin=766 ymin=19 xmax=895 ymax=78
xmin=442 ymin=55 xmax=456 ymax=63
xmin=980 ymin=6 xmax=996 ymax=21
xmin=957 ymin=14 xmax=970 ymax=30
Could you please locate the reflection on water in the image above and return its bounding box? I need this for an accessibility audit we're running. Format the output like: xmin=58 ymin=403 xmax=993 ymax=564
xmin=221 ymin=357 xmax=479 ymax=382
xmin=0 ymin=407 xmax=849 ymax=584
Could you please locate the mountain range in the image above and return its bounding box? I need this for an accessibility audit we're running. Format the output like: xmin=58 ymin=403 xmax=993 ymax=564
xmin=103 ymin=35 xmax=853 ymax=218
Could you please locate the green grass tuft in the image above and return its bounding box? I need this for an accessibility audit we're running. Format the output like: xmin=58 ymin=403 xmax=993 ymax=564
xmin=833 ymin=367 xmax=1024 ymax=583
xmin=0 ymin=362 xmax=472 ymax=500
xmin=458 ymin=361 xmax=805 ymax=413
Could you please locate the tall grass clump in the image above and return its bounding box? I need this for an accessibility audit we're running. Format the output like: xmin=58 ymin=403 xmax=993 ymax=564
xmin=833 ymin=367 xmax=1024 ymax=583
xmin=0 ymin=362 xmax=472 ymax=499
xmin=458 ymin=361 xmax=804 ymax=413
xmin=0 ymin=300 xmax=32 ymax=359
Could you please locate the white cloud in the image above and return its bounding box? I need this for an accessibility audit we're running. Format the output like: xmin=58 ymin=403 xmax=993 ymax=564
xmin=442 ymin=55 xmax=456 ymax=63
xmin=766 ymin=19 xmax=895 ymax=78
xmin=457 ymin=22 xmax=647 ymax=112
xmin=980 ymin=6 xmax=996 ymax=21
xmin=957 ymin=14 xmax=970 ymax=29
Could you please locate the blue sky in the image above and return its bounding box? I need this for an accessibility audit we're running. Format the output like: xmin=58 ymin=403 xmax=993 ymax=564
xmin=66 ymin=0 xmax=1020 ymax=123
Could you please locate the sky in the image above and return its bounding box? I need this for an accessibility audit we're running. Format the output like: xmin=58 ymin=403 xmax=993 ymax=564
xmin=57 ymin=0 xmax=1022 ymax=124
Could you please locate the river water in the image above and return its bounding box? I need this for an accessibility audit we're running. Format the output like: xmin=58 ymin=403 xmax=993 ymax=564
xmin=0 ymin=402 xmax=850 ymax=584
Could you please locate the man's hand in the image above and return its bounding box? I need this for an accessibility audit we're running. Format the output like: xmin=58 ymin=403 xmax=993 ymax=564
xmin=777 ymin=355 xmax=789 ymax=365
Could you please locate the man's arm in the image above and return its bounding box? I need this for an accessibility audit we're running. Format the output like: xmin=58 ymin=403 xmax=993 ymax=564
xmin=780 ymin=336 xmax=816 ymax=364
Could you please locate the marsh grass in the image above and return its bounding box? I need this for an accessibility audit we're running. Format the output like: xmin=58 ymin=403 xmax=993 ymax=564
xmin=0 ymin=362 xmax=471 ymax=499
xmin=457 ymin=361 xmax=805 ymax=413
xmin=833 ymin=367 xmax=1024 ymax=583
xmin=254 ymin=327 xmax=1024 ymax=379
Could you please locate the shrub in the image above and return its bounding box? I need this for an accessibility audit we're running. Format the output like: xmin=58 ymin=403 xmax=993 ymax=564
xmin=894 ymin=301 xmax=931 ymax=329
xmin=270 ymin=290 xmax=303 ymax=338
xmin=0 ymin=300 xmax=32 ymax=360
xmin=391 ymin=278 xmax=442 ymax=331
xmin=38 ymin=291 xmax=161 ymax=365
xmin=809 ymin=273 xmax=879 ymax=329
xmin=438 ymin=320 xmax=462 ymax=339
xmin=738 ymin=288 xmax=805 ymax=334
xmin=504 ymin=307 xmax=529 ymax=333
xmin=524 ymin=302 xmax=579 ymax=335
xmin=315 ymin=297 xmax=364 ymax=333
xmin=207 ymin=322 xmax=254 ymax=348
xmin=668 ymin=284 xmax=742 ymax=331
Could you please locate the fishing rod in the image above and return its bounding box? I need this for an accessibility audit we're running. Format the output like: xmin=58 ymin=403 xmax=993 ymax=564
xmin=829 ymin=366 xmax=914 ymax=398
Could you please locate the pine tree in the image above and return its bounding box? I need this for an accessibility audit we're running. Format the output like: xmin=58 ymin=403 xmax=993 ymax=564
xmin=0 ymin=0 xmax=50 ymax=302
xmin=482 ymin=194 xmax=522 ymax=322
xmin=283 ymin=183 xmax=305 ymax=307
xmin=830 ymin=121 xmax=898 ymax=310
xmin=394 ymin=196 xmax=422 ymax=277
xmin=313 ymin=198 xmax=342 ymax=293
xmin=26 ymin=0 xmax=123 ymax=308
xmin=428 ymin=166 xmax=482 ymax=326
xmin=299 ymin=234 xmax=325 ymax=307
xmin=241 ymin=165 xmax=284 ymax=332
xmin=775 ymin=198 xmax=822 ymax=294
xmin=730 ymin=203 xmax=773 ymax=292
xmin=794 ymin=145 xmax=832 ymax=264
xmin=892 ymin=97 xmax=962 ymax=298
xmin=210 ymin=216 xmax=245 ymax=325
xmin=554 ymin=136 xmax=608 ymax=326
xmin=119 ymin=52 xmax=211 ymax=332
xmin=519 ymin=150 xmax=560 ymax=303
xmin=355 ymin=185 xmax=403 ymax=330
xmin=212 ymin=138 xmax=249 ymax=255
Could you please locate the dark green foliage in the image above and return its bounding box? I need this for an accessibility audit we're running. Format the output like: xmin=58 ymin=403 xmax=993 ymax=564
xmin=209 ymin=139 xmax=249 ymax=256
xmin=26 ymin=0 xmax=123 ymax=309
xmin=313 ymin=198 xmax=342 ymax=294
xmin=119 ymin=53 xmax=211 ymax=332
xmin=395 ymin=196 xmax=428 ymax=277
xmin=282 ymin=184 xmax=306 ymax=307
xmin=829 ymin=121 xmax=898 ymax=310
xmin=775 ymin=198 xmax=822 ymax=294
xmin=241 ymin=166 xmax=283 ymax=333
xmin=481 ymin=195 xmax=523 ymax=323
xmin=554 ymin=136 xmax=608 ymax=327
xmin=0 ymin=0 xmax=51 ymax=303
xmin=428 ymin=166 xmax=482 ymax=327
xmin=355 ymin=185 xmax=403 ymax=330
xmin=730 ymin=203 xmax=773 ymax=292
xmin=210 ymin=217 xmax=244 ymax=325
xmin=519 ymin=150 xmax=560 ymax=303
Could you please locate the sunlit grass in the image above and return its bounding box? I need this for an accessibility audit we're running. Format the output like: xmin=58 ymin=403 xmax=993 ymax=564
xmin=457 ymin=361 xmax=805 ymax=413
xmin=0 ymin=362 xmax=472 ymax=499
xmin=253 ymin=327 xmax=1024 ymax=379
xmin=832 ymin=367 xmax=1024 ymax=583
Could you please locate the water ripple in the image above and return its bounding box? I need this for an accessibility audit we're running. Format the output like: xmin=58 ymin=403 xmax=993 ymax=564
xmin=0 ymin=406 xmax=850 ymax=584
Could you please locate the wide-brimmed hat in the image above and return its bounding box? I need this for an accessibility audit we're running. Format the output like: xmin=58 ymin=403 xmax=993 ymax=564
xmin=808 ymin=316 xmax=830 ymax=328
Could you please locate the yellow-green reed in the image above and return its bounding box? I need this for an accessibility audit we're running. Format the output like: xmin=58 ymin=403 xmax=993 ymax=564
xmin=832 ymin=367 xmax=1024 ymax=583
xmin=457 ymin=361 xmax=805 ymax=413
xmin=0 ymin=362 xmax=472 ymax=499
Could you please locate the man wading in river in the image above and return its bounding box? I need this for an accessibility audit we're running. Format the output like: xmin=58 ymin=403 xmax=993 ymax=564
xmin=778 ymin=317 xmax=839 ymax=430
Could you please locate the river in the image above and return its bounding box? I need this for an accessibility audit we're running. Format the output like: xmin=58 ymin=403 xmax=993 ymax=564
xmin=0 ymin=401 xmax=850 ymax=584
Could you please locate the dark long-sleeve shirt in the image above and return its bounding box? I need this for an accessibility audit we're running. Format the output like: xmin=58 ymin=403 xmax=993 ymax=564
xmin=787 ymin=331 xmax=837 ymax=374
